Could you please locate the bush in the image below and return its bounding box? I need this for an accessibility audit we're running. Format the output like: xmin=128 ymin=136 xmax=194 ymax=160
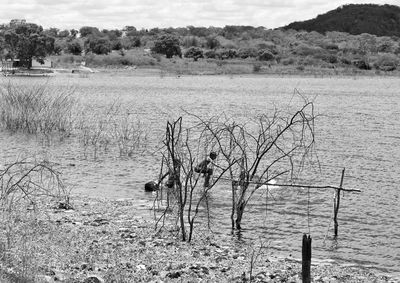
xmin=340 ymin=57 xmax=352 ymax=65
xmin=184 ymin=47 xmax=204 ymax=61
xmin=374 ymin=54 xmax=399 ymax=71
xmin=293 ymin=44 xmax=326 ymax=57
xmin=205 ymin=36 xmax=220 ymax=49
xmin=281 ymin=57 xmax=296 ymax=65
xmin=216 ymin=49 xmax=237 ymax=60
xmin=151 ymin=34 xmax=182 ymax=58
xmin=322 ymin=43 xmax=339 ymax=50
xmin=323 ymin=55 xmax=338 ymax=64
xmin=237 ymin=47 xmax=258 ymax=59
xmin=204 ymin=50 xmax=217 ymax=59
xmin=352 ymin=59 xmax=371 ymax=70
xmin=258 ymin=50 xmax=274 ymax=61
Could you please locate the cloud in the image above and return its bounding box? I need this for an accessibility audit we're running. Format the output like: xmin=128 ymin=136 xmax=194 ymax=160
xmin=0 ymin=0 xmax=399 ymax=30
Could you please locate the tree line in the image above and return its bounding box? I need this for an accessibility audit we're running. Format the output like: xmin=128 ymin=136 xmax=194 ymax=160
xmin=2 ymin=18 xmax=400 ymax=72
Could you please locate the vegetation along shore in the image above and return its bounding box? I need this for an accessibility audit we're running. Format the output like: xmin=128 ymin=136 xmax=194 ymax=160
xmin=2 ymin=4 xmax=400 ymax=76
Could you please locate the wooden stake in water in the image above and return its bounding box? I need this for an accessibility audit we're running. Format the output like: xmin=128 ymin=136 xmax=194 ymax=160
xmin=302 ymin=234 xmax=312 ymax=283
xmin=334 ymin=168 xmax=345 ymax=237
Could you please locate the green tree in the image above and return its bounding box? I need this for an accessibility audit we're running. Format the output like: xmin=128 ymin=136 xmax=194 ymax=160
xmin=70 ymin=29 xmax=78 ymax=38
xmin=79 ymin=26 xmax=100 ymax=37
xmin=84 ymin=36 xmax=111 ymax=55
xmin=1 ymin=21 xmax=55 ymax=68
xmin=67 ymin=39 xmax=83 ymax=55
xmin=58 ymin=29 xmax=70 ymax=38
xmin=151 ymin=34 xmax=181 ymax=58
xmin=184 ymin=47 xmax=203 ymax=61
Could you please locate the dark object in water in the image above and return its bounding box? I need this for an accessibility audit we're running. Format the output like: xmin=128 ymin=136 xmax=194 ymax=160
xmin=144 ymin=181 xmax=159 ymax=192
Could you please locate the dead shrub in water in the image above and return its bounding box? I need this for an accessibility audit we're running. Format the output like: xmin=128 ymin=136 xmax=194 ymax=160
xmin=0 ymin=82 xmax=76 ymax=136
xmin=154 ymin=117 xmax=234 ymax=242
xmin=189 ymin=91 xmax=317 ymax=231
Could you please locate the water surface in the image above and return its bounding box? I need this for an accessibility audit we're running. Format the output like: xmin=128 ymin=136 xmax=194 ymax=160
xmin=0 ymin=73 xmax=399 ymax=277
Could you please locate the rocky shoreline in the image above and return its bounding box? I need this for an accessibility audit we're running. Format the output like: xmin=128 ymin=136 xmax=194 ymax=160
xmin=0 ymin=196 xmax=398 ymax=283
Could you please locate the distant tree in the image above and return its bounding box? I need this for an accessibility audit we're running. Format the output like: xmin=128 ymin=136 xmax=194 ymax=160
xmin=218 ymin=49 xmax=237 ymax=60
xmin=84 ymin=36 xmax=111 ymax=55
xmin=187 ymin=26 xmax=209 ymax=37
xmin=123 ymin=26 xmax=138 ymax=36
xmin=204 ymin=49 xmax=217 ymax=59
xmin=184 ymin=47 xmax=203 ymax=61
xmin=58 ymin=29 xmax=70 ymax=38
xmin=111 ymin=40 xmax=122 ymax=50
xmin=1 ymin=21 xmax=55 ymax=68
xmin=182 ymin=36 xmax=200 ymax=48
xmin=102 ymin=29 xmax=122 ymax=40
xmin=79 ymin=26 xmax=100 ymax=37
xmin=67 ymin=39 xmax=83 ymax=55
xmin=151 ymin=34 xmax=181 ymax=58
xmin=53 ymin=40 xmax=64 ymax=55
xmin=121 ymin=36 xmax=141 ymax=49
xmin=237 ymin=47 xmax=258 ymax=59
xmin=45 ymin=27 xmax=59 ymax=37
xmin=205 ymin=36 xmax=220 ymax=49
xmin=70 ymin=29 xmax=78 ymax=38
xmin=258 ymin=50 xmax=274 ymax=61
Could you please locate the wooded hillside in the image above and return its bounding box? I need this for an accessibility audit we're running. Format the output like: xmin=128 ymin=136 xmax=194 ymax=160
xmin=284 ymin=4 xmax=400 ymax=37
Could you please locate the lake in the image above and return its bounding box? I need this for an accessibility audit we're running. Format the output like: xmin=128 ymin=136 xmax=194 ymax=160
xmin=0 ymin=72 xmax=399 ymax=278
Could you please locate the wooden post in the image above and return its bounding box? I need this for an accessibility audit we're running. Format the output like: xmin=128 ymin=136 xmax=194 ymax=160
xmin=302 ymin=234 xmax=312 ymax=283
xmin=334 ymin=168 xmax=345 ymax=237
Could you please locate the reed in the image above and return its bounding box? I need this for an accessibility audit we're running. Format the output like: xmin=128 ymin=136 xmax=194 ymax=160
xmin=76 ymin=101 xmax=148 ymax=159
xmin=0 ymin=82 xmax=76 ymax=136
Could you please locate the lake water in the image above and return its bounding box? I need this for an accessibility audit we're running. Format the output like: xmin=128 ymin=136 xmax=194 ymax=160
xmin=0 ymin=72 xmax=399 ymax=278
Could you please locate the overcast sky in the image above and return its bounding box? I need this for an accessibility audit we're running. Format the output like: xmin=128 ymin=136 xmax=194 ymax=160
xmin=0 ymin=0 xmax=399 ymax=30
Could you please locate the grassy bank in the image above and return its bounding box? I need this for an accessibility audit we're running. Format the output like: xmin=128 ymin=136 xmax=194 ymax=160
xmin=49 ymin=50 xmax=400 ymax=77
xmin=0 ymin=196 xmax=397 ymax=283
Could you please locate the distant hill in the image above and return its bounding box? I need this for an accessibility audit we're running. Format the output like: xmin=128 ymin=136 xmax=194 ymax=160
xmin=283 ymin=4 xmax=400 ymax=37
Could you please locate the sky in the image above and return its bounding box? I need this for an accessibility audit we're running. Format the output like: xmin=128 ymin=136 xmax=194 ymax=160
xmin=0 ymin=0 xmax=399 ymax=30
